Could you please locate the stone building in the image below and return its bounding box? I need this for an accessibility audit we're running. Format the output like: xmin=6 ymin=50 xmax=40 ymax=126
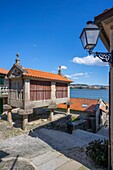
xmin=5 ymin=55 xmax=72 ymax=129
xmin=58 ymin=98 xmax=108 ymax=132
xmin=7 ymin=56 xmax=72 ymax=109
xmin=0 ymin=68 xmax=8 ymax=114
xmin=94 ymin=7 xmax=113 ymax=169
xmin=0 ymin=68 xmax=8 ymax=86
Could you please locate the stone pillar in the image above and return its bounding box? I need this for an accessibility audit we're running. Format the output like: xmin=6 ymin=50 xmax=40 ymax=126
xmin=67 ymin=105 xmax=70 ymax=115
xmin=68 ymin=84 xmax=70 ymax=98
xmin=51 ymin=82 xmax=56 ymax=100
xmin=66 ymin=101 xmax=72 ymax=115
xmin=3 ymin=105 xmax=12 ymax=125
xmin=22 ymin=115 xmax=28 ymax=131
xmin=110 ymin=26 xmax=113 ymax=170
xmin=7 ymin=109 xmax=13 ymax=125
xmin=23 ymin=79 xmax=30 ymax=110
xmin=50 ymin=109 xmax=54 ymax=121
xmin=48 ymin=102 xmax=57 ymax=121
xmin=95 ymin=108 xmax=100 ymax=132
xmin=18 ymin=109 xmax=32 ymax=131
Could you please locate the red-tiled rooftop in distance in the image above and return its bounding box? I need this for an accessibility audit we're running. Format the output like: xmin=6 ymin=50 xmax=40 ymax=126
xmin=58 ymin=98 xmax=99 ymax=113
xmin=23 ymin=68 xmax=72 ymax=82
xmin=0 ymin=68 xmax=8 ymax=75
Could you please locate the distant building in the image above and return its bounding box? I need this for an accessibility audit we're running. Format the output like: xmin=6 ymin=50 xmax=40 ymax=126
xmin=0 ymin=68 xmax=8 ymax=114
xmin=70 ymin=84 xmax=108 ymax=89
xmin=0 ymin=68 xmax=8 ymax=87
xmin=58 ymin=98 xmax=109 ymax=132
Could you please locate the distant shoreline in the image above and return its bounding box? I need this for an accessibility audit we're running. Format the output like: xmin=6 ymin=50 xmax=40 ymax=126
xmin=70 ymin=84 xmax=108 ymax=90
xmin=70 ymin=87 xmax=108 ymax=90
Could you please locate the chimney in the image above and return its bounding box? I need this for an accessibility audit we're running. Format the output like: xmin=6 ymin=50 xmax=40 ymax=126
xmin=58 ymin=66 xmax=62 ymax=75
xmin=15 ymin=52 xmax=20 ymax=64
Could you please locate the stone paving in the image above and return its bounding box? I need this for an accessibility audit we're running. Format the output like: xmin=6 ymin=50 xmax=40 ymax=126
xmin=31 ymin=128 xmax=107 ymax=153
xmin=0 ymin=128 xmax=108 ymax=170
xmin=97 ymin=126 xmax=109 ymax=138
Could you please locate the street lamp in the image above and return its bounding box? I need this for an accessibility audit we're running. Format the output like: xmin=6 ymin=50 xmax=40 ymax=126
xmin=80 ymin=21 xmax=113 ymax=63
xmin=80 ymin=20 xmax=113 ymax=170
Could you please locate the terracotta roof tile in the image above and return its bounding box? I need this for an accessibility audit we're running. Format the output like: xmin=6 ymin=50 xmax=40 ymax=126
xmin=58 ymin=98 xmax=98 ymax=113
xmin=0 ymin=68 xmax=8 ymax=75
xmin=23 ymin=68 xmax=72 ymax=82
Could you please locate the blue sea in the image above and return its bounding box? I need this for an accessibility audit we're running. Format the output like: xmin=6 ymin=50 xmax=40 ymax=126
xmin=70 ymin=88 xmax=109 ymax=103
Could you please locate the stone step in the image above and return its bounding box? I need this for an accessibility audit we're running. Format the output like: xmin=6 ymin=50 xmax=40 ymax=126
xmin=33 ymin=128 xmax=108 ymax=150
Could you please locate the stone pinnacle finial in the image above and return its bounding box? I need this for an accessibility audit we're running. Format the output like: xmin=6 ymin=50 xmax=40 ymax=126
xmin=15 ymin=52 xmax=20 ymax=64
xmin=58 ymin=66 xmax=62 ymax=75
xmin=16 ymin=52 xmax=19 ymax=58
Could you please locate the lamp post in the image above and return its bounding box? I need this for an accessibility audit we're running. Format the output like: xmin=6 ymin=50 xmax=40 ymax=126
xmin=80 ymin=21 xmax=113 ymax=170
xmin=80 ymin=21 xmax=113 ymax=63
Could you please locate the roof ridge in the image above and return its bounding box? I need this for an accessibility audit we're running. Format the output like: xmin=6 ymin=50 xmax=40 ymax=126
xmin=23 ymin=68 xmax=72 ymax=82
xmin=25 ymin=67 xmax=63 ymax=76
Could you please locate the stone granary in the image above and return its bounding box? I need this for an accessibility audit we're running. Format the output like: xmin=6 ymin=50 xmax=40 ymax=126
xmin=5 ymin=54 xmax=72 ymax=129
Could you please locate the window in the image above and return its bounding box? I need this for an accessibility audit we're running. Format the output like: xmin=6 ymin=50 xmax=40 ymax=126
xmin=30 ymin=80 xmax=51 ymax=101
xmin=0 ymin=77 xmax=4 ymax=85
xmin=56 ymin=83 xmax=68 ymax=98
xmin=82 ymin=104 xmax=88 ymax=108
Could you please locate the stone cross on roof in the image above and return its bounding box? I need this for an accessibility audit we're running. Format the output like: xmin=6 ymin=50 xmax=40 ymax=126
xmin=15 ymin=52 xmax=20 ymax=65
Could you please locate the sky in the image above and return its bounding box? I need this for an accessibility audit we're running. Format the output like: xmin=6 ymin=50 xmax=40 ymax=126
xmin=0 ymin=0 xmax=113 ymax=85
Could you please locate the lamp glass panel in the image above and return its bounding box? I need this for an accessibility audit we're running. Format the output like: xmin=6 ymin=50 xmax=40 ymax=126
xmin=80 ymin=30 xmax=87 ymax=48
xmin=86 ymin=29 xmax=100 ymax=46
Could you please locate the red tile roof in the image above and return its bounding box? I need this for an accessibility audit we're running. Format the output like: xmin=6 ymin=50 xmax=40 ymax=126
xmin=58 ymin=98 xmax=99 ymax=113
xmin=0 ymin=68 xmax=8 ymax=75
xmin=23 ymin=68 xmax=72 ymax=82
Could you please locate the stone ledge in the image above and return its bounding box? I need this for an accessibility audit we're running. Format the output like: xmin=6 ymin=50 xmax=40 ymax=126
xmin=0 ymin=93 xmax=8 ymax=98
xmin=18 ymin=109 xmax=33 ymax=115
xmin=3 ymin=104 xmax=12 ymax=110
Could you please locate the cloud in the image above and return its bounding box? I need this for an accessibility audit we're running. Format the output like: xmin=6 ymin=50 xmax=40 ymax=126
xmin=64 ymin=75 xmax=71 ymax=78
xmin=71 ymin=72 xmax=88 ymax=77
xmin=72 ymin=55 xmax=108 ymax=66
xmin=57 ymin=65 xmax=67 ymax=71
xmin=61 ymin=65 xmax=67 ymax=69
xmin=67 ymin=72 xmax=91 ymax=80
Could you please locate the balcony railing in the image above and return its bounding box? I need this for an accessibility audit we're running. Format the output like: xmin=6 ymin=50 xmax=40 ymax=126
xmin=0 ymin=87 xmax=9 ymax=98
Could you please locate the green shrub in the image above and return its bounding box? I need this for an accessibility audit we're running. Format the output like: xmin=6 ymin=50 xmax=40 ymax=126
xmin=86 ymin=139 xmax=108 ymax=167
